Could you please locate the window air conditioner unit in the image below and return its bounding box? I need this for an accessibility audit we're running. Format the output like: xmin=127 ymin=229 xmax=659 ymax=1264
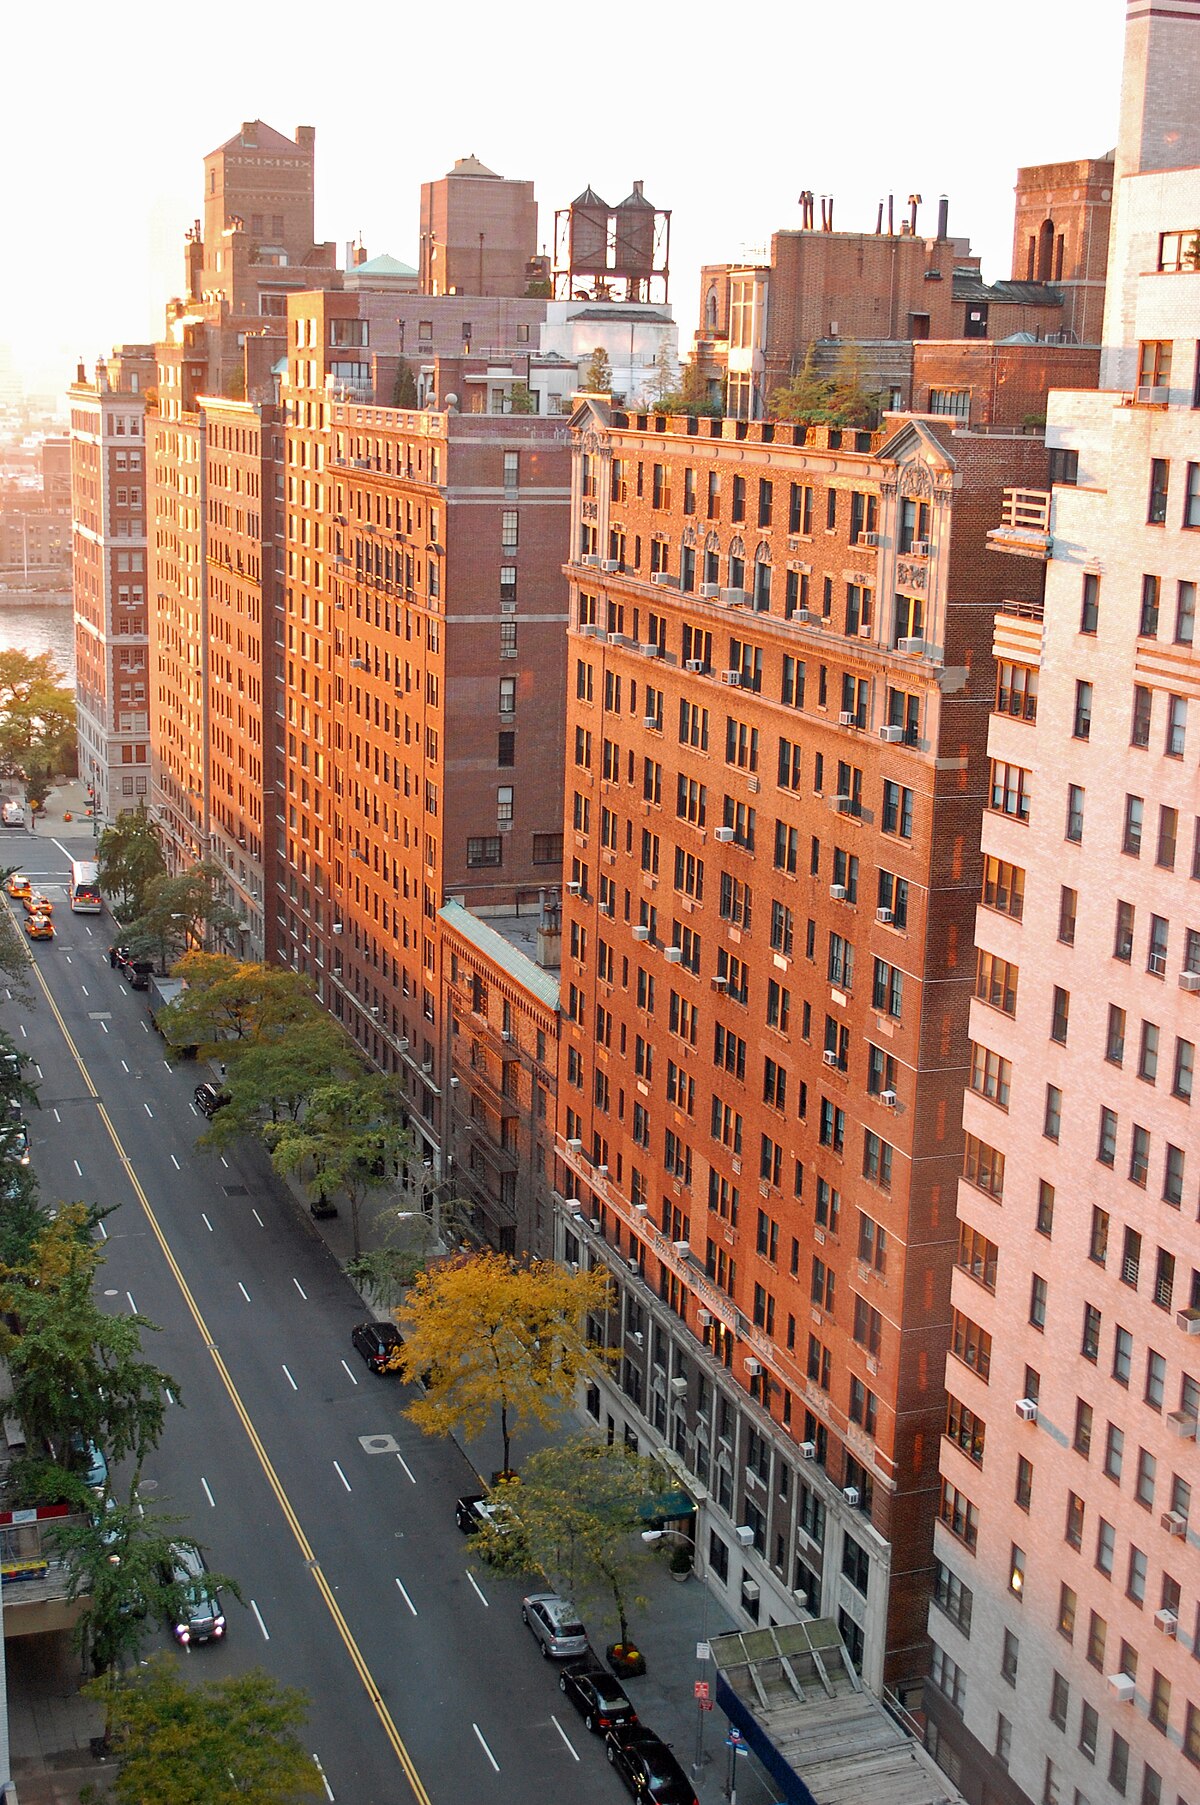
xmin=565 ymin=1199 xmax=583 ymax=1216
xmin=838 ymin=711 xmax=855 ymax=727
xmin=631 ymin=925 xmax=650 ymax=942
xmin=859 ymin=532 xmax=880 ymax=548
xmin=721 ymin=588 xmax=749 ymax=606
xmin=879 ymin=726 xmax=903 ymax=742
xmin=745 ymin=1358 xmax=764 ymax=1376
xmin=332 ymin=922 xmax=343 ymax=933
xmin=670 ymin=1375 xmax=688 ymax=1395
xmin=634 ymin=1200 xmax=649 ymax=1213
xmin=643 ymin=715 xmax=659 ymax=729
xmin=1136 ymin=385 xmax=1169 ymax=405
xmin=858 ymin=622 xmax=873 ymax=637
xmin=876 ymin=907 xmax=893 ymax=924
xmin=842 ymin=1486 xmax=860 ymax=1507
xmin=651 ymin=572 xmax=677 ymax=587
xmin=735 ymin=1525 xmax=755 ymax=1546
xmin=822 ymin=1050 xmax=839 ymax=1067
xmin=834 ymin=795 xmax=854 ymax=813
xmin=664 ymin=946 xmax=683 ymax=963
xmin=589 ymin=1217 xmax=601 ymax=1232
xmin=711 ymin=976 xmax=727 ymax=992
xmin=631 ymin=1329 xmax=645 ymax=1346
xmin=1176 ymin=1307 xmax=1200 ymax=1333
xmin=685 ymin=658 xmax=706 ymax=672
xmin=1161 ymin=1510 xmax=1187 ymax=1537
xmin=722 ymin=670 xmax=743 ymax=686
xmin=799 ymin=1440 xmax=816 ymax=1460
xmin=566 ymin=880 xmax=582 ymax=895
xmin=421 ymin=1057 xmax=433 ymax=1073
xmin=795 ymin=608 xmax=816 ymax=623
xmin=568 ymin=1261 xmax=580 ymax=1273
xmin=714 ymin=826 xmax=736 ymax=842
xmin=698 ymin=583 xmax=721 ymax=599
xmin=566 ymin=1137 xmax=583 ymax=1152
xmin=1107 ymin=1673 xmax=1136 ymax=1703
xmin=1154 ymin=1608 xmax=1178 ymax=1636
xmin=910 ymin=539 xmax=929 ymax=556
xmin=581 ymin=553 xmax=601 ymax=567
xmin=898 ymin=637 xmax=925 ymax=654
xmin=399 ymin=1037 xmax=410 ymax=1050
xmin=880 ymin=1089 xmax=898 ymax=1108
xmin=1179 ymin=972 xmax=1200 ymax=991
xmin=350 ymin=658 xmax=366 ymax=669
xmin=829 ymin=883 xmax=846 ymax=900
xmin=595 ymin=1164 xmax=609 ymax=1178
xmin=697 ymin=1309 xmax=713 ymax=1327
xmin=1166 ymin=1409 xmax=1198 ymax=1437
xmin=1015 ymin=1397 xmax=1038 ymax=1422
xmin=741 ymin=1580 xmax=760 ymax=1600
xmin=672 ymin=1240 xmax=690 ymax=1256
xmin=601 ymin=559 xmax=619 ymax=572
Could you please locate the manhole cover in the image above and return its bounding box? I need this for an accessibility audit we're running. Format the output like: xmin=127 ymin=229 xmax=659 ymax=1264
xmin=359 ymin=1434 xmax=400 ymax=1455
xmin=137 ymin=1479 xmax=159 ymax=1494
xmin=222 ymin=1185 xmax=247 ymax=1197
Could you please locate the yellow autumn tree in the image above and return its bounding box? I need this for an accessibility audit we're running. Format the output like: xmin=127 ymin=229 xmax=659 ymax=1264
xmin=397 ymin=1253 xmax=612 ymax=1476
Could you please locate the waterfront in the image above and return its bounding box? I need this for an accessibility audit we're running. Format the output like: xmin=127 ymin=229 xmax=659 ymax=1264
xmin=0 ymin=597 xmax=74 ymax=684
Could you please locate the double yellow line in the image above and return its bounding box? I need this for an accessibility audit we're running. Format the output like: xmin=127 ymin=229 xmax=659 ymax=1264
xmin=24 ymin=950 xmax=433 ymax=1805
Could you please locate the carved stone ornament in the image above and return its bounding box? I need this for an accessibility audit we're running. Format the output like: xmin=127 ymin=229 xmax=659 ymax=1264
xmin=898 ymin=461 xmax=934 ymax=499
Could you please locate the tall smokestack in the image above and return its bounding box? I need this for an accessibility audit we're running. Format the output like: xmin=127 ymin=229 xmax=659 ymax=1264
xmin=876 ymin=202 xmax=884 ymax=235
xmin=908 ymin=193 xmax=921 ymax=234
xmin=937 ymin=195 xmax=949 ymax=241
xmin=887 ymin=195 xmax=895 ymax=235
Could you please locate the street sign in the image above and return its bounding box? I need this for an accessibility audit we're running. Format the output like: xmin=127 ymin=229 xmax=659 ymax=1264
xmin=700 ymin=1699 xmax=714 ymax=1712
xmin=694 ymin=1681 xmax=710 ymax=1702
xmin=696 ymin=1640 xmax=710 ymax=1661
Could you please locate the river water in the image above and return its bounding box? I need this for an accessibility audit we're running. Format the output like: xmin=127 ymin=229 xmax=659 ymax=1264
xmin=0 ymin=599 xmax=76 ymax=685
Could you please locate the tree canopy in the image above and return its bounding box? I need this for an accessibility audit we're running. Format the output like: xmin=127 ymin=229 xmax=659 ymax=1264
xmin=652 ymin=360 xmax=722 ymax=417
xmin=583 ymin=346 xmax=613 ymax=395
xmin=123 ymin=861 xmax=241 ymax=972
xmin=769 ymin=342 xmax=881 ymax=429
xmin=267 ymin=1074 xmax=412 ymax=1257
xmin=97 ymin=805 xmax=167 ymax=918
xmin=399 ymin=1253 xmax=611 ymax=1474
xmin=0 ymin=649 xmax=76 ymax=780
xmin=85 ymin=1656 xmax=321 ymax=1803
xmin=159 ymin=953 xmax=319 ymax=1054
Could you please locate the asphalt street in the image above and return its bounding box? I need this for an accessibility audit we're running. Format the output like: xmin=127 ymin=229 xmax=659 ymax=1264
xmin=2 ymin=829 xmax=647 ymax=1805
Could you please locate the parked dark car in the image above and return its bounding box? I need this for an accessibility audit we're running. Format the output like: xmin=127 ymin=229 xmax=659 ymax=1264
xmin=455 ymin=1492 xmax=520 ymax=1535
xmin=0 ymin=1122 xmax=30 ymax=1166
xmin=559 ymin=1658 xmax=638 ymax=1734
xmin=605 ymin=1725 xmax=698 ymax=1804
xmin=350 ymin=1321 xmax=405 ymax=1373
xmin=193 ymin=1082 xmax=230 ymax=1119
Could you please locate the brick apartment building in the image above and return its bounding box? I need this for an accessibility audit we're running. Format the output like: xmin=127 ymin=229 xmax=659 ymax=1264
xmin=552 ymin=399 xmax=1047 ymax=1695
xmin=68 ymin=345 xmax=157 ymax=821
xmin=926 ymin=6 xmax=1200 ymax=1804
xmin=0 ymin=439 xmax=71 ymax=591
xmin=273 ymin=286 xmax=571 ymax=1164
xmin=419 ymin=155 xmax=538 ymax=299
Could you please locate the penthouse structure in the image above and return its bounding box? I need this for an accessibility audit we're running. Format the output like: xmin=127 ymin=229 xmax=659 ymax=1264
xmin=926 ymin=6 xmax=1200 ymax=1804
xmin=553 ymin=400 xmax=1047 ymax=1696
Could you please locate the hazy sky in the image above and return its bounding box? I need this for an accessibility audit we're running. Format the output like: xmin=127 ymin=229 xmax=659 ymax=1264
xmin=3 ymin=0 xmax=1127 ymax=398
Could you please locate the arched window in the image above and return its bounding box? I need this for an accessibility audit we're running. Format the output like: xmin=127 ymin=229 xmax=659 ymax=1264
xmin=728 ymin=535 xmax=746 ymax=592
xmin=705 ymin=288 xmax=719 ymax=332
xmin=1036 ymin=219 xmax=1055 ymax=283
xmin=754 ymin=540 xmax=772 ymax=611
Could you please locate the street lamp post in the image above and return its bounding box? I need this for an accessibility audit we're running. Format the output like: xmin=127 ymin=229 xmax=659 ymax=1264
xmin=642 ymin=1526 xmax=710 ymax=1777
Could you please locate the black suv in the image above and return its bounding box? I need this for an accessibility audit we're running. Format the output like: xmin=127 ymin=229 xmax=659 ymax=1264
xmin=605 ymin=1726 xmax=697 ymax=1804
xmin=194 ymin=1082 xmax=230 ymax=1119
xmin=351 ymin=1321 xmax=405 ymax=1373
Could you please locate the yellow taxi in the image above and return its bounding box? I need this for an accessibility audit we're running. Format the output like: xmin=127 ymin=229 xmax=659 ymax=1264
xmin=25 ymin=914 xmax=54 ymax=941
xmin=5 ymin=874 xmax=30 ymax=900
xmin=22 ymin=893 xmax=52 ymax=916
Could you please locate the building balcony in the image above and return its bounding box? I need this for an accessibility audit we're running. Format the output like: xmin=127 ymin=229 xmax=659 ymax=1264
xmin=461 ymin=1119 xmax=518 ymax=1173
xmin=987 ymin=489 xmax=1052 ymax=560
xmin=992 ymin=601 xmax=1044 ymax=664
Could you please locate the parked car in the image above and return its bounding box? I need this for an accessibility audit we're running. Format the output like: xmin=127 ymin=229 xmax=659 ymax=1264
xmin=24 ymin=915 xmax=54 ymax=940
xmin=604 ymin=1725 xmax=698 ymax=1804
xmin=2 ymin=801 xmax=26 ymax=827
xmin=160 ymin=1541 xmax=225 ymax=1645
xmin=520 ymin=1593 xmax=588 ymax=1660
xmin=558 ymin=1658 xmax=638 ymax=1734
xmin=193 ymin=1082 xmax=230 ymax=1119
xmin=351 ymin=1321 xmax=405 ymax=1373
xmin=455 ymin=1492 xmax=520 ymax=1535
xmin=64 ymin=1432 xmax=108 ymax=1492
xmin=0 ymin=1122 xmax=30 ymax=1166
xmin=5 ymin=873 xmax=30 ymax=899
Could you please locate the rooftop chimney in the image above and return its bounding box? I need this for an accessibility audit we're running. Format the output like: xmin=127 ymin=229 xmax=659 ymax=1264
xmin=937 ymin=195 xmax=949 ymax=241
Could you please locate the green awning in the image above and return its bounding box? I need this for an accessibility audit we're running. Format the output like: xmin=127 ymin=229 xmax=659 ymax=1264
xmin=638 ymin=1488 xmax=697 ymax=1525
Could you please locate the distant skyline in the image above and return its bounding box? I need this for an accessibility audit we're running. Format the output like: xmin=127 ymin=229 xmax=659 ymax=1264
xmin=4 ymin=0 xmax=1127 ymax=398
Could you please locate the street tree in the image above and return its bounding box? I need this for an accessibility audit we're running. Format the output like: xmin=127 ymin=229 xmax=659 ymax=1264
xmin=55 ymin=1504 xmax=239 ymax=1686
xmin=1 ymin=1207 xmax=174 ymax=1491
xmin=123 ymin=861 xmax=242 ymax=973
xmin=200 ymin=1013 xmax=355 ymax=1146
xmin=583 ymin=345 xmax=612 ymax=394
xmin=97 ymin=805 xmax=167 ymax=919
xmin=399 ymin=1253 xmax=612 ymax=1476
xmin=346 ymin=1164 xmax=472 ymax=1303
xmin=268 ymin=1075 xmax=412 ymax=1257
xmin=85 ymin=1655 xmax=321 ymax=1804
xmin=476 ymin=1436 xmax=666 ymax=1652
xmin=0 ymin=649 xmax=76 ymax=779
xmin=159 ymin=953 xmax=320 ymax=1054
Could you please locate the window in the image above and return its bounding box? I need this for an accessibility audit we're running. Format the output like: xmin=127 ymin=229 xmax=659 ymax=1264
xmin=467 ymin=835 xmax=502 ymax=867
xmin=1001 ymin=1629 xmax=1019 ymax=1686
xmin=1080 ymin=571 xmax=1100 ymax=633
xmin=975 ymin=950 xmax=1017 ymax=1014
xmin=1058 ymin=886 xmax=1077 ymax=944
xmin=1081 ymin=1302 xmax=1102 ymax=1361
xmin=1072 ymin=680 xmax=1092 ymax=739
xmin=1147 ymin=912 xmax=1168 ymax=976
xmin=1177 ymin=579 xmax=1197 ymax=644
xmin=1075 ymin=1397 xmax=1094 ymax=1456
xmin=1132 ymin=685 xmax=1153 ymax=747
xmin=1030 ymin=1274 xmax=1048 ymax=1330
xmin=1010 ymin=1545 xmax=1026 ymax=1599
xmin=1115 ymin=899 xmax=1135 ymax=961
xmin=1050 ymin=986 xmax=1070 ymax=1044
xmin=1166 ymin=693 xmax=1188 ymax=757
xmin=1124 ymin=794 xmax=1144 ymax=856
xmin=881 ymin=781 xmax=913 ymax=838
xmin=1066 ymin=784 xmax=1084 ymax=843
xmin=1016 ymin=1454 xmax=1033 ymax=1510
xmin=933 ymin=1562 xmax=973 ymax=1635
xmin=1104 ymin=1421 xmax=1124 ymax=1481
xmin=1050 ymin=1671 xmax=1070 ymax=1730
xmin=989 ymin=762 xmax=1030 ymax=821
xmin=982 ymin=856 xmax=1024 ymax=919
xmin=970 ymin=1044 xmax=1011 ymax=1107
xmin=501 ymin=509 xmax=518 ymax=549
xmin=939 ymin=1480 xmax=979 ymax=1550
xmin=1148 ymin=459 xmax=1169 ymax=526
xmin=1185 ymin=461 xmax=1200 ymax=528
xmin=1156 ymin=806 xmax=1178 ymax=869
xmin=1044 ymin=1084 xmax=1062 ymax=1141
